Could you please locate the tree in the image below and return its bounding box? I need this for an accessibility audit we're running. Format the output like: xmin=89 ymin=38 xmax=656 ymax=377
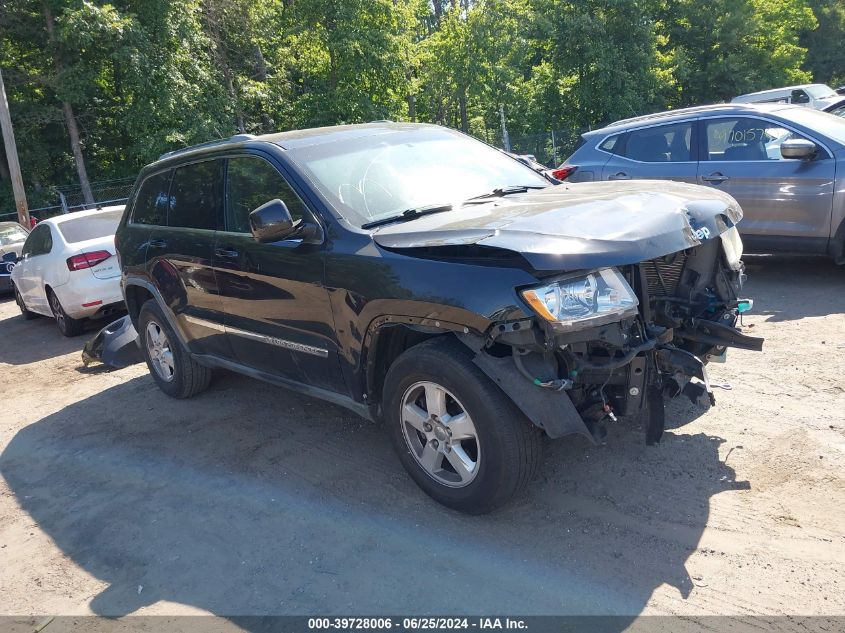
xmin=663 ymin=0 xmax=816 ymax=106
xmin=801 ymin=0 xmax=845 ymax=85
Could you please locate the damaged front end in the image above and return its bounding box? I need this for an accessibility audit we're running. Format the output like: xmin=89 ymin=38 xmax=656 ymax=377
xmin=465 ymin=228 xmax=763 ymax=445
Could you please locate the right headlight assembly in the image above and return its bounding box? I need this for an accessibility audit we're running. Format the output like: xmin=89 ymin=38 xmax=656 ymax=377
xmin=520 ymin=268 xmax=639 ymax=331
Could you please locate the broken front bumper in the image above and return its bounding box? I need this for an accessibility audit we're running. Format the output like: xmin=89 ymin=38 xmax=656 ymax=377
xmin=465 ymin=244 xmax=764 ymax=445
xmin=82 ymin=315 xmax=143 ymax=369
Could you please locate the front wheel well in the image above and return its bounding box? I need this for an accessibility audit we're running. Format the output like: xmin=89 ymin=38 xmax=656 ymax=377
xmin=366 ymin=325 xmax=457 ymax=405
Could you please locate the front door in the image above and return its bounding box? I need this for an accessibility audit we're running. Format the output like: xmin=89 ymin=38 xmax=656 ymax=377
xmin=16 ymin=223 xmax=54 ymax=313
xmin=697 ymin=117 xmax=835 ymax=250
xmin=214 ymin=154 xmax=345 ymax=393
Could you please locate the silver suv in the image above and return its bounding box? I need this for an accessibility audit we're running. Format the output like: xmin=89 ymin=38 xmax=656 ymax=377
xmin=560 ymin=103 xmax=845 ymax=263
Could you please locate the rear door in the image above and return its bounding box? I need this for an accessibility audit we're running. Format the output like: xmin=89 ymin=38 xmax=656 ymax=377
xmin=214 ymin=153 xmax=345 ymax=393
xmin=697 ymin=116 xmax=835 ymax=250
xmin=145 ymin=158 xmax=231 ymax=357
xmin=601 ymin=121 xmax=698 ymax=183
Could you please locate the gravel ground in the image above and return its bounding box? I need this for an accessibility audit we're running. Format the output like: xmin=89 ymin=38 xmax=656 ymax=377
xmin=0 ymin=255 xmax=843 ymax=621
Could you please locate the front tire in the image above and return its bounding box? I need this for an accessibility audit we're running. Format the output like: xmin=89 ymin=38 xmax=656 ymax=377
xmin=14 ymin=286 xmax=37 ymax=320
xmin=384 ymin=337 xmax=541 ymax=514
xmin=138 ymin=299 xmax=211 ymax=398
xmin=48 ymin=289 xmax=84 ymax=336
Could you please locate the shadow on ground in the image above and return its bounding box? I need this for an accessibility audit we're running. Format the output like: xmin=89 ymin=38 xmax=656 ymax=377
xmin=0 ymin=369 xmax=747 ymax=623
xmin=742 ymin=255 xmax=845 ymax=323
xmin=0 ymin=296 xmax=110 ymax=365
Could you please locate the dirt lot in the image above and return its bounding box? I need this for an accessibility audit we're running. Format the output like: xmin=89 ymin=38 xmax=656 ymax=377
xmin=0 ymin=255 xmax=843 ymax=620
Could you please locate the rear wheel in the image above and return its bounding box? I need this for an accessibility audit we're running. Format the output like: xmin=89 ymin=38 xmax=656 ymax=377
xmin=48 ymin=289 xmax=84 ymax=336
xmin=14 ymin=286 xmax=37 ymax=320
xmin=384 ymin=337 xmax=541 ymax=514
xmin=138 ymin=299 xmax=211 ymax=398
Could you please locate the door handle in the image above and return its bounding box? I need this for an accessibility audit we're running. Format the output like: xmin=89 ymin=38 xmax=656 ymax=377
xmin=702 ymin=173 xmax=730 ymax=183
xmin=608 ymin=172 xmax=631 ymax=180
xmin=215 ymin=247 xmax=240 ymax=259
xmin=148 ymin=238 xmax=167 ymax=248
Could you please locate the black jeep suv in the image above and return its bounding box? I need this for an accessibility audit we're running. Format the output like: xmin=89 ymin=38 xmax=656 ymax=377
xmin=115 ymin=122 xmax=762 ymax=513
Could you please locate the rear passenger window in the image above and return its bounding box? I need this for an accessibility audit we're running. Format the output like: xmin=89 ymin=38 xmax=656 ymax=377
xmin=225 ymin=156 xmax=306 ymax=234
xmin=168 ymin=161 xmax=222 ymax=230
xmin=132 ymin=171 xmax=170 ymax=225
xmin=623 ymin=122 xmax=692 ymax=162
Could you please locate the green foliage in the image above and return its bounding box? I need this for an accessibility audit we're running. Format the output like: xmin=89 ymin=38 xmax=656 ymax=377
xmin=0 ymin=0 xmax=840 ymax=215
xmin=801 ymin=0 xmax=845 ymax=85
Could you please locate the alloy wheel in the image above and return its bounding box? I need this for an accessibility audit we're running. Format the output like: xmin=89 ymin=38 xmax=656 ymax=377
xmin=400 ymin=381 xmax=481 ymax=488
xmin=145 ymin=320 xmax=175 ymax=382
xmin=49 ymin=293 xmax=66 ymax=330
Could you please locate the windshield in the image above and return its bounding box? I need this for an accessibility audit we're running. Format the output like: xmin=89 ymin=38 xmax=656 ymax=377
xmin=805 ymin=84 xmax=837 ymax=99
xmin=775 ymin=106 xmax=845 ymax=146
xmin=0 ymin=224 xmax=28 ymax=246
xmin=57 ymin=210 xmax=122 ymax=243
xmin=288 ymin=127 xmax=549 ymax=227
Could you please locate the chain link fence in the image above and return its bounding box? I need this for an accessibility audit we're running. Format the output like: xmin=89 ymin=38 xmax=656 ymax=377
xmin=506 ymin=128 xmax=583 ymax=168
xmin=0 ymin=176 xmax=136 ymax=223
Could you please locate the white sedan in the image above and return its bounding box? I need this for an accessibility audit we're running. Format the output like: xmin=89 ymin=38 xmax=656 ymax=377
xmin=11 ymin=206 xmax=125 ymax=336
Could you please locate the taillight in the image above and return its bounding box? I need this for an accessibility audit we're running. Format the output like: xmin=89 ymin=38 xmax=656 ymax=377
xmin=551 ymin=165 xmax=578 ymax=181
xmin=66 ymin=250 xmax=112 ymax=271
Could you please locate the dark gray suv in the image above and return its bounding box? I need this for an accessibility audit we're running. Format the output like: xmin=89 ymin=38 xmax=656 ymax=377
xmin=560 ymin=103 xmax=845 ymax=263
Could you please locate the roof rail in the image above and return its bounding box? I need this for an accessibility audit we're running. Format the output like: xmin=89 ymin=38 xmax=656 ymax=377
xmin=158 ymin=133 xmax=257 ymax=161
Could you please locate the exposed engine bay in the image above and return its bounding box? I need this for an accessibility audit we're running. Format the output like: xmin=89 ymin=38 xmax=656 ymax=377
xmin=466 ymin=233 xmax=764 ymax=445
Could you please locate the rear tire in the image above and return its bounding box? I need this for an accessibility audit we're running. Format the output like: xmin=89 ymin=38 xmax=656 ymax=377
xmin=383 ymin=337 xmax=541 ymax=514
xmin=138 ymin=299 xmax=211 ymax=398
xmin=14 ymin=286 xmax=37 ymax=320
xmin=48 ymin=288 xmax=84 ymax=336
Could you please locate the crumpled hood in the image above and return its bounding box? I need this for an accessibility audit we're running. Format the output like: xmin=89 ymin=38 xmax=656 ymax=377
xmin=372 ymin=180 xmax=743 ymax=271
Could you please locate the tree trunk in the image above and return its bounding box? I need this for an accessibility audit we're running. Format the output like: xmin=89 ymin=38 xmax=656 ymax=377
xmin=253 ymin=44 xmax=275 ymax=132
xmin=459 ymin=90 xmax=468 ymax=132
xmin=0 ymin=144 xmax=10 ymax=183
xmin=44 ymin=4 xmax=95 ymax=207
xmin=62 ymin=102 xmax=95 ymax=205
xmin=204 ymin=0 xmax=245 ymax=133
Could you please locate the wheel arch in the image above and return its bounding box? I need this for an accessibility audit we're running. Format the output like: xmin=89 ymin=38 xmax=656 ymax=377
xmin=362 ymin=320 xmax=468 ymax=407
xmin=122 ymin=277 xmax=189 ymax=345
xmin=124 ymin=283 xmax=155 ymax=329
xmin=830 ymin=214 xmax=845 ymax=264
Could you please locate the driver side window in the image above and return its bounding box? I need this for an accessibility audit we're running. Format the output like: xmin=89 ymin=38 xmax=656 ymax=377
xmin=225 ymin=157 xmax=306 ymax=234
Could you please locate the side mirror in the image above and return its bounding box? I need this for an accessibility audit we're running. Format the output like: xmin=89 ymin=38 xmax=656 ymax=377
xmin=249 ymin=199 xmax=298 ymax=242
xmin=780 ymin=138 xmax=818 ymax=160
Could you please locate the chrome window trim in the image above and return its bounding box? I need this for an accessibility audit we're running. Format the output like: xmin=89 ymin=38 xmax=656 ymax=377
xmin=592 ymin=119 xmax=698 ymax=165
xmin=592 ymin=112 xmax=836 ymax=164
